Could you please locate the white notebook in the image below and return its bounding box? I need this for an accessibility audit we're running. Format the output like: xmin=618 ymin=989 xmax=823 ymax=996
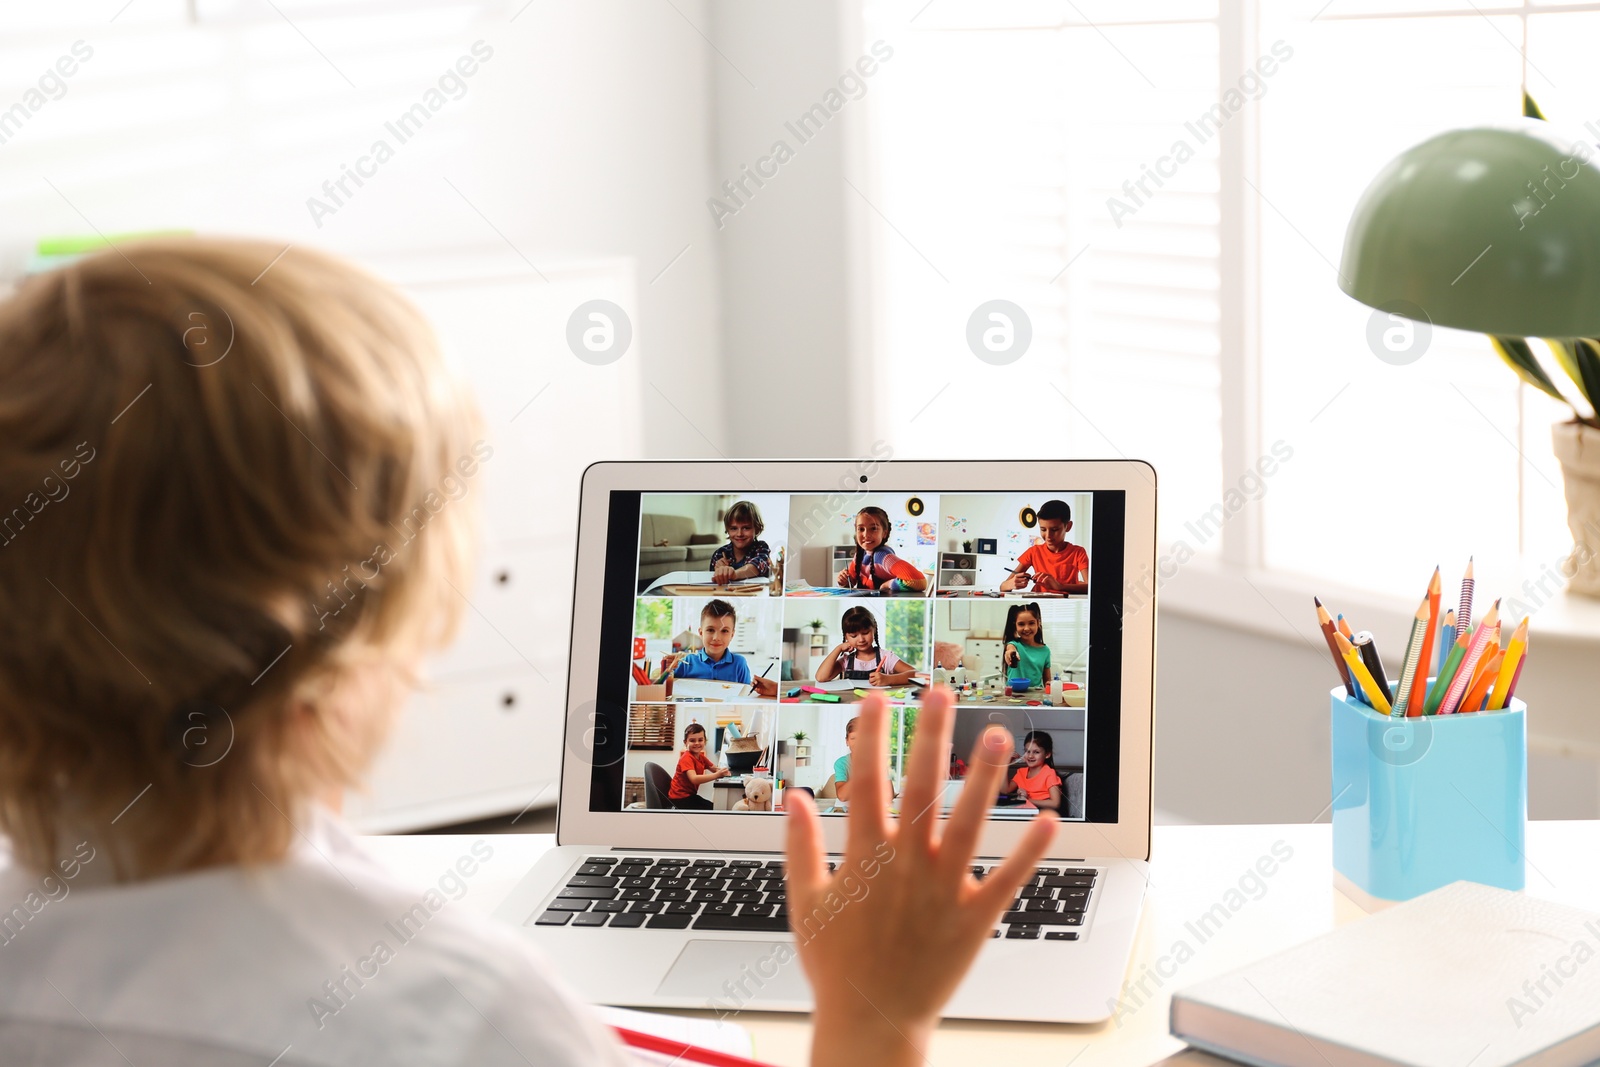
xmin=1170 ymin=882 xmax=1600 ymax=1067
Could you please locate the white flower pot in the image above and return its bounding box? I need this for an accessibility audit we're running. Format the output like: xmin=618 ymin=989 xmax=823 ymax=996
xmin=1551 ymin=421 xmax=1600 ymax=598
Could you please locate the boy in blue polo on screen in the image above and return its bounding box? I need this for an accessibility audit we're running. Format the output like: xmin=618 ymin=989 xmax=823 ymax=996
xmin=661 ymin=599 xmax=778 ymax=696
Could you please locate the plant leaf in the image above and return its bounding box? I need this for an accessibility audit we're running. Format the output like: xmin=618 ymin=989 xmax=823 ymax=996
xmin=1525 ymin=92 xmax=1547 ymax=120
xmin=1573 ymin=339 xmax=1600 ymax=418
xmin=1490 ymin=336 xmax=1569 ymax=404
xmin=1546 ymin=338 xmax=1583 ymax=389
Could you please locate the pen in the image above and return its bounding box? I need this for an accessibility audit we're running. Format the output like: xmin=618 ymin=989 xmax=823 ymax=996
xmin=750 ymin=661 xmax=773 ymax=696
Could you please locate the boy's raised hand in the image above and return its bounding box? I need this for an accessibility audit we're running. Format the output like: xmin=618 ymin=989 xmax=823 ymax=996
xmin=786 ymin=687 xmax=1057 ymax=1067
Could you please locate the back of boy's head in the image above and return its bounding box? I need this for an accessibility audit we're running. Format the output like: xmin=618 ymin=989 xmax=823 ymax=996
xmin=1038 ymin=499 xmax=1071 ymax=524
xmin=724 ymin=499 xmax=763 ymax=535
xmin=0 ymin=237 xmax=479 ymax=879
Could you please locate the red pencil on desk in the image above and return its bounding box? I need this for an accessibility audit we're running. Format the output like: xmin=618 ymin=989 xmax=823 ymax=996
xmin=613 ymin=1026 xmax=771 ymax=1067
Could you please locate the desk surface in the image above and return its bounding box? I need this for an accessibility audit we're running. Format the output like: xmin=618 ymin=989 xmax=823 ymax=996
xmin=360 ymin=821 xmax=1600 ymax=1066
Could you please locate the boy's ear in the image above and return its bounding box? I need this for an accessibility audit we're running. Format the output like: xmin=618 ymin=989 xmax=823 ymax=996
xmin=1064 ymin=520 xmax=1073 ymax=532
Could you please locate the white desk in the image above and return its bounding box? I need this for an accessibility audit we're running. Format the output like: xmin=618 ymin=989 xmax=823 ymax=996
xmin=360 ymin=822 xmax=1600 ymax=1066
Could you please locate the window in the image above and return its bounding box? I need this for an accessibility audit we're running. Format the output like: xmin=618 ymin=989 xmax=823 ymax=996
xmin=863 ymin=0 xmax=1595 ymax=596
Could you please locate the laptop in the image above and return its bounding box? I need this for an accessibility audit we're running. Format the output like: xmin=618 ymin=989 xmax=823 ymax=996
xmin=494 ymin=459 xmax=1157 ymax=1023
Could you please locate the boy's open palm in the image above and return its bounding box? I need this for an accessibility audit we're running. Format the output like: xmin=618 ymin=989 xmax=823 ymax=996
xmin=786 ymin=687 xmax=1057 ymax=1066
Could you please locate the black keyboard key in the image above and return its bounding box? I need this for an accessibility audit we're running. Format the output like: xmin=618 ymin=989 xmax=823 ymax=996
xmin=614 ymin=869 xmax=650 ymax=881
xmin=691 ymin=890 xmax=730 ymax=905
xmin=620 ymin=888 xmax=653 ymax=901
xmin=1045 ymin=931 xmax=1079 ymax=941
xmin=1020 ymin=886 xmax=1051 ymax=898
xmin=763 ymin=860 xmax=786 ymax=870
xmin=729 ymin=859 xmax=762 ymax=868
xmin=557 ymin=887 xmax=618 ymax=900
xmin=1043 ymin=876 xmax=1095 ymax=889
xmin=577 ymin=864 xmax=613 ymax=877
xmin=629 ymin=901 xmax=664 ymax=914
xmin=730 ymin=890 xmax=763 ymax=904
xmin=1062 ymin=868 xmax=1097 ymax=877
xmin=739 ymin=904 xmax=778 ymax=919
xmin=593 ymin=901 xmax=628 ymax=913
xmin=547 ymin=898 xmax=592 ymax=912
xmin=564 ymin=875 xmax=618 ymax=889
xmin=648 ymin=913 xmax=693 ymax=929
xmin=583 ymin=856 xmax=618 ymax=865
xmin=535 ymin=910 xmax=572 ymax=926
xmin=572 ymin=912 xmax=609 ymax=927
xmin=620 ymin=877 xmax=654 ymax=889
xmin=656 ymin=889 xmax=691 ymax=902
xmin=1024 ymin=899 xmax=1062 ymax=913
xmin=665 ymin=902 xmax=699 ymax=915
xmin=1061 ymin=889 xmax=1090 ymax=905
xmin=1035 ymin=867 xmax=1061 ymax=877
xmin=696 ymin=859 xmax=728 ymax=866
xmin=609 ymin=913 xmax=647 ymax=928
xmin=970 ymin=867 xmax=988 ymax=879
xmin=764 ymin=892 xmax=786 ymax=905
xmin=693 ymin=912 xmax=791 ymax=932
xmin=703 ymin=902 xmax=738 ymax=916
xmin=1002 ymin=911 xmax=1082 ymax=926
xmin=1006 ymin=926 xmax=1041 ymax=939
xmin=690 ymin=879 xmax=729 ymax=892
xmin=656 ymin=878 xmax=691 ymax=890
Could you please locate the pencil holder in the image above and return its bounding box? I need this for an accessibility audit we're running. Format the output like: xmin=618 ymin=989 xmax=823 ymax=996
xmin=1329 ymin=685 xmax=1526 ymax=909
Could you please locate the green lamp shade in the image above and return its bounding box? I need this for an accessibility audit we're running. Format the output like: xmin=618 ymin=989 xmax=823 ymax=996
xmin=1339 ymin=121 xmax=1600 ymax=337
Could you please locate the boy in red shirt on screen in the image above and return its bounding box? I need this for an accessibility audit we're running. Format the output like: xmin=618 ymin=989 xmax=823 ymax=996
xmin=667 ymin=722 xmax=728 ymax=809
xmin=1000 ymin=499 xmax=1088 ymax=594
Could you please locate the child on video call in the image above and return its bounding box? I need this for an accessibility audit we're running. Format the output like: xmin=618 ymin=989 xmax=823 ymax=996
xmin=667 ymin=722 xmax=728 ymax=809
xmin=832 ymin=715 xmax=899 ymax=803
xmin=815 ymin=605 xmax=917 ymax=687
xmin=1003 ymin=602 xmax=1052 ymax=687
xmin=835 ymin=505 xmax=928 ymax=592
xmin=1000 ymin=498 xmax=1089 ymax=594
xmin=660 ymin=599 xmax=778 ymax=696
xmin=1005 ymin=729 xmax=1064 ymax=813
xmin=0 ymin=237 xmax=1059 ymax=1067
xmin=709 ymin=498 xmax=770 ymax=584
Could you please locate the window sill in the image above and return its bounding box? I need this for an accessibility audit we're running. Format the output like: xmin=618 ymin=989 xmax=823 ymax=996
xmin=1156 ymin=553 xmax=1600 ymax=651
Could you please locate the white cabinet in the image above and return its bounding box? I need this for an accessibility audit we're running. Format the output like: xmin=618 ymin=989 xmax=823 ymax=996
xmin=343 ymin=253 xmax=639 ymax=831
xmin=963 ymin=638 xmax=1005 ymax=686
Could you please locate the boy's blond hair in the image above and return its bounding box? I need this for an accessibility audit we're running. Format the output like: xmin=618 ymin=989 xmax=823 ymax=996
xmin=0 ymin=238 xmax=479 ymax=879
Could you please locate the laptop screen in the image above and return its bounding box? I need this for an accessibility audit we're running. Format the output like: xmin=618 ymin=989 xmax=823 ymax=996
xmin=585 ymin=489 xmax=1126 ymax=823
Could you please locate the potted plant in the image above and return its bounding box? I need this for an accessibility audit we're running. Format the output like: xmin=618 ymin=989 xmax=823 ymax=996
xmin=1491 ymin=336 xmax=1600 ymax=594
xmin=808 ymin=619 xmax=824 ymax=633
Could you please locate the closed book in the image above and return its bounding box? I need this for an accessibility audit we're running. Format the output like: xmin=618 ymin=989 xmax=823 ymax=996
xmin=1170 ymin=882 xmax=1600 ymax=1067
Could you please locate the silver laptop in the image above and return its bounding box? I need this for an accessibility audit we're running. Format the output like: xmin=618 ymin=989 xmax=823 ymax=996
xmin=495 ymin=460 xmax=1157 ymax=1023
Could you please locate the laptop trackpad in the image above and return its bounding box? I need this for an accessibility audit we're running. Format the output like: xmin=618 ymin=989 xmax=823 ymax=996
xmin=656 ymin=940 xmax=811 ymax=1003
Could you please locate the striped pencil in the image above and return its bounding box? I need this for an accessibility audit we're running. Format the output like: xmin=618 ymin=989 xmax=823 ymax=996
xmin=1438 ymin=601 xmax=1500 ymax=715
xmin=1436 ymin=608 xmax=1457 ymax=680
xmin=1425 ymin=624 xmax=1469 ymax=716
xmin=1457 ymin=557 xmax=1476 ymax=637
xmin=1391 ymin=595 xmax=1430 ymax=718
xmin=1408 ymin=567 xmax=1441 ymax=718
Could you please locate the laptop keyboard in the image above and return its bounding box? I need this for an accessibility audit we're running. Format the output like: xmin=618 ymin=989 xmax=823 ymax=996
xmin=532 ymin=855 xmax=1097 ymax=940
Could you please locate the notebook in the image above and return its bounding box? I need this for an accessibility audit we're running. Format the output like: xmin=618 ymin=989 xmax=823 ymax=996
xmin=1170 ymin=881 xmax=1600 ymax=1067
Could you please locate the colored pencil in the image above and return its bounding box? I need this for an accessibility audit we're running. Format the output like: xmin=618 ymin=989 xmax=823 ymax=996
xmin=1336 ymin=613 xmax=1354 ymax=641
xmin=1391 ymin=595 xmax=1430 ymax=718
xmin=1424 ymin=625 xmax=1469 ymax=715
xmin=1459 ymin=648 xmax=1503 ymax=715
xmin=1457 ymin=556 xmax=1476 ymax=637
xmin=1438 ymin=601 xmax=1499 ymax=715
xmin=1336 ymin=632 xmax=1392 ymax=714
xmin=1354 ymin=631 xmax=1391 ymax=698
xmin=1408 ymin=567 xmax=1441 ymax=718
xmin=1436 ymin=608 xmax=1457 ymax=680
xmin=1488 ymin=616 xmax=1529 ymax=711
xmin=1504 ymin=645 xmax=1528 ymax=705
xmin=1314 ymin=596 xmax=1354 ymax=694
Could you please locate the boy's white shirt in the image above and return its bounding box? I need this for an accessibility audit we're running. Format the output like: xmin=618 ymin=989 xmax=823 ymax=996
xmin=0 ymin=807 xmax=631 ymax=1067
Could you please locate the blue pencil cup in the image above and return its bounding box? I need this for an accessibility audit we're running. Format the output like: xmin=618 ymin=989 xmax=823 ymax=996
xmin=1330 ymin=686 xmax=1526 ymax=908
